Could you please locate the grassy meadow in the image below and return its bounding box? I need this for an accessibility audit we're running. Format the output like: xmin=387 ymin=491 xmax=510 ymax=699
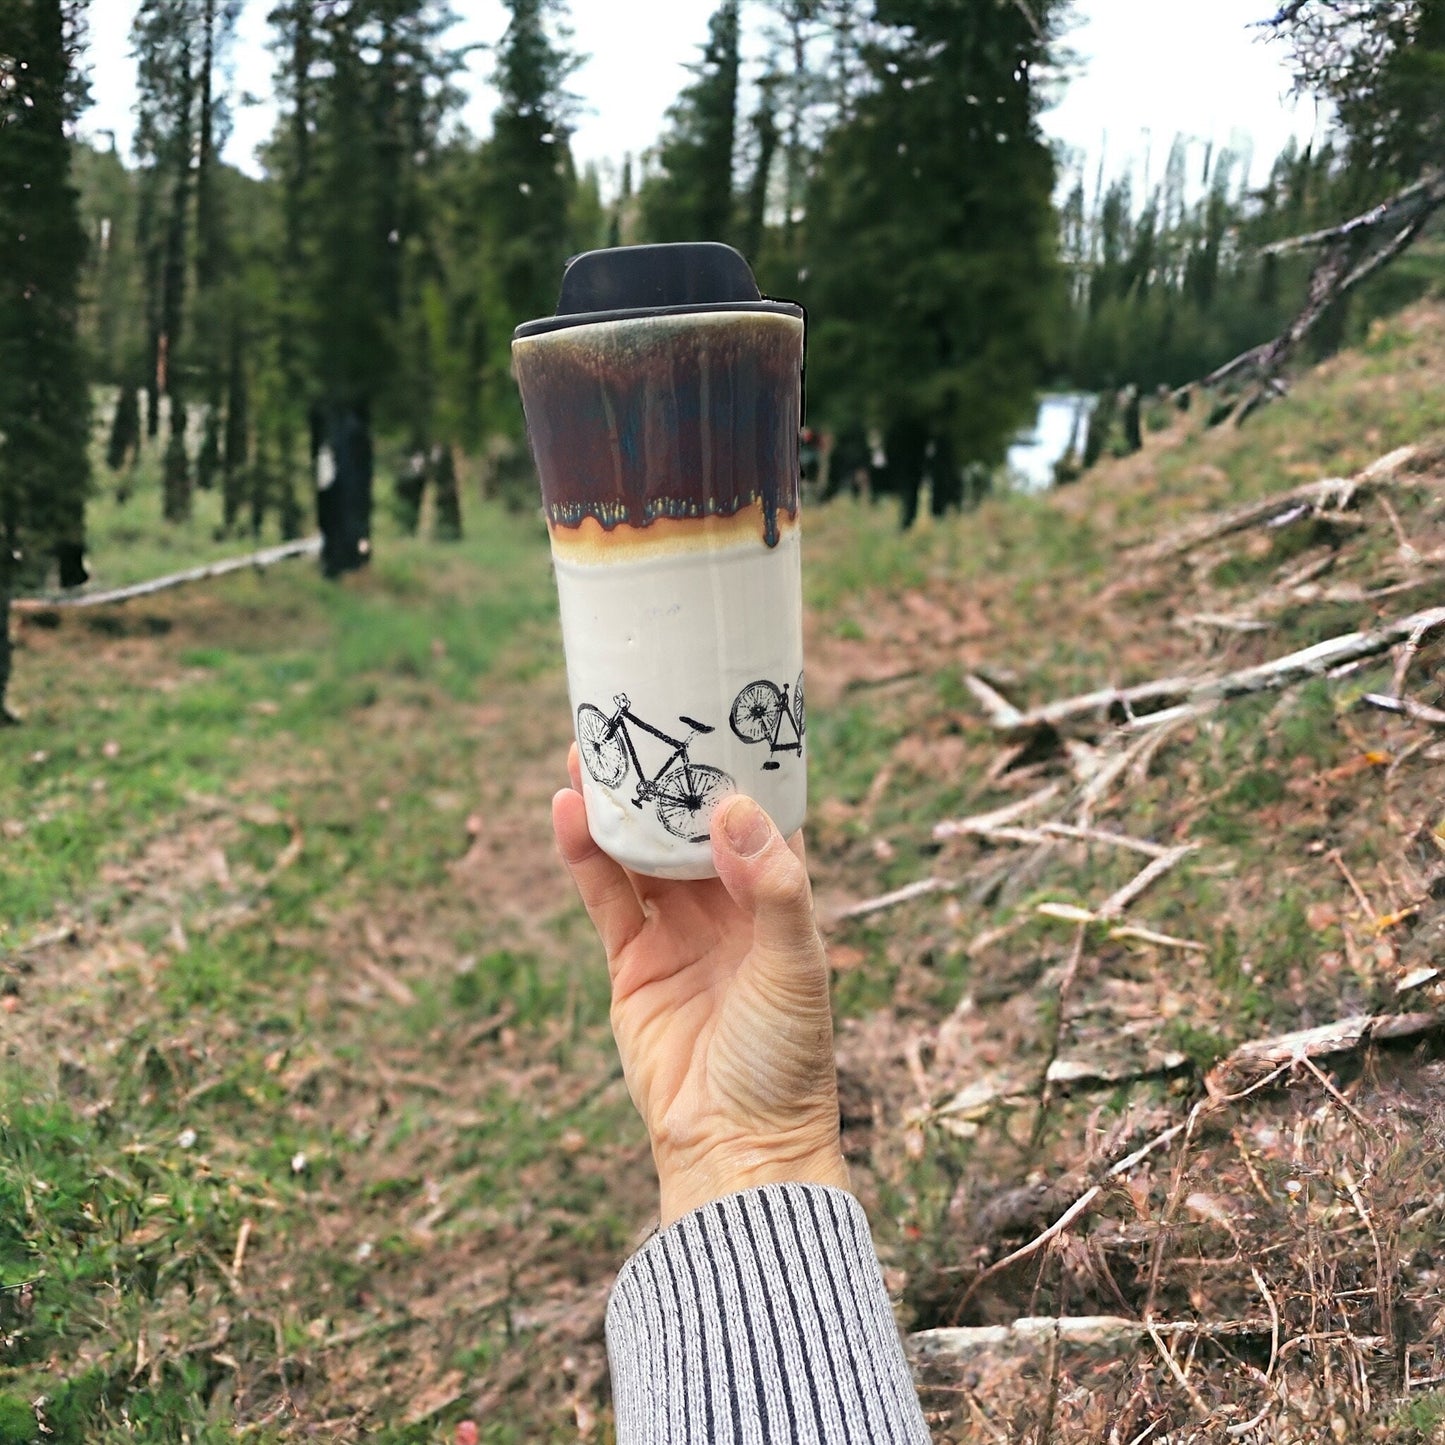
xmin=3 ymin=299 xmax=1445 ymax=1441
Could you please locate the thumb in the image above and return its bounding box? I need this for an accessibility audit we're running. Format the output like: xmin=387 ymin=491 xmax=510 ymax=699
xmin=711 ymin=795 xmax=822 ymax=964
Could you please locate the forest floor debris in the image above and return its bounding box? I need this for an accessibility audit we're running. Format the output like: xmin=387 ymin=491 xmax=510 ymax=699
xmin=4 ymin=300 xmax=1445 ymax=1440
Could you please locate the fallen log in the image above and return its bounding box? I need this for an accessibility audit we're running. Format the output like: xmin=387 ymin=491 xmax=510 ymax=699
xmin=976 ymin=605 xmax=1445 ymax=739
xmin=941 ymin=1011 xmax=1442 ymax=1321
xmin=1259 ymin=172 xmax=1445 ymax=258
xmin=909 ymin=1313 xmax=1280 ymax=1368
xmin=1144 ymin=444 xmax=1433 ymax=561
xmin=13 ymin=537 xmax=323 ymax=612
xmin=1209 ymin=1010 xmax=1445 ymax=1088
xmin=1198 ymin=171 xmax=1445 ymax=411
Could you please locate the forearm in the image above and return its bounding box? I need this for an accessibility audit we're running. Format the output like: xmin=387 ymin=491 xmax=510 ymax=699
xmin=607 ymin=1183 xmax=931 ymax=1445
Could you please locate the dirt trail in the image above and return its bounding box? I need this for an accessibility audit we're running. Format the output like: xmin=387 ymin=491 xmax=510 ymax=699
xmin=7 ymin=310 xmax=1445 ymax=1438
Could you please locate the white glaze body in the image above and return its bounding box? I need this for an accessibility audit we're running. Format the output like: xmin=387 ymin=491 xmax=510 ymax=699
xmin=554 ymin=528 xmax=806 ymax=879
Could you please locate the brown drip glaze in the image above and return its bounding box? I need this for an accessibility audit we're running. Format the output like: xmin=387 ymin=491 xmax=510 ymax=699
xmin=547 ymin=500 xmax=799 ymax=565
xmin=513 ymin=310 xmax=803 ymax=548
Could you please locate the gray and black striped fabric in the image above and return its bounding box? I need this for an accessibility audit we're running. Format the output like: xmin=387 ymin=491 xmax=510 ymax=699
xmin=606 ymin=1184 xmax=931 ymax=1444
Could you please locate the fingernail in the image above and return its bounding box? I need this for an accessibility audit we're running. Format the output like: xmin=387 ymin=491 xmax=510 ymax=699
xmin=722 ymin=796 xmax=771 ymax=858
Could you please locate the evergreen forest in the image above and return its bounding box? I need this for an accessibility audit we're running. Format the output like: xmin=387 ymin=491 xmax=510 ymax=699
xmin=4 ymin=1 xmax=1443 ymax=626
xmin=4 ymin=5 xmax=1445 ymax=1440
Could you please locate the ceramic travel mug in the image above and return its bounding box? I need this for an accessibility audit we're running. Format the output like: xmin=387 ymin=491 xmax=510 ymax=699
xmin=513 ymin=242 xmax=807 ymax=879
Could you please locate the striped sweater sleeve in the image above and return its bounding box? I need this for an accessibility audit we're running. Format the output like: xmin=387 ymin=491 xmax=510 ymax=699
xmin=605 ymin=1184 xmax=931 ymax=1444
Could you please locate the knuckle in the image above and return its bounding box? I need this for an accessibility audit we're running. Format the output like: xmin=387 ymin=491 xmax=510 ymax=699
xmin=765 ymin=856 xmax=813 ymax=917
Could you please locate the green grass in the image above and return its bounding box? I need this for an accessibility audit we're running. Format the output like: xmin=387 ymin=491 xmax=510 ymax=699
xmin=2 ymin=504 xmax=556 ymax=937
xmin=0 ymin=1085 xmax=285 ymax=1442
xmin=7 ymin=310 xmax=1445 ymax=1439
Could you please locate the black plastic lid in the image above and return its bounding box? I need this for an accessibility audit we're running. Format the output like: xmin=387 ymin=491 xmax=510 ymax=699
xmin=513 ymin=242 xmax=802 ymax=339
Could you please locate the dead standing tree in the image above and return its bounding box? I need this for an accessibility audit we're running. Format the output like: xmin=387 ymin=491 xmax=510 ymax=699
xmin=1203 ymin=169 xmax=1445 ymax=420
xmin=1201 ymin=0 xmax=1445 ymax=419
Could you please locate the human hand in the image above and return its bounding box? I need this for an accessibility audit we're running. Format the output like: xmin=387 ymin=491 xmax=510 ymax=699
xmin=553 ymin=748 xmax=848 ymax=1224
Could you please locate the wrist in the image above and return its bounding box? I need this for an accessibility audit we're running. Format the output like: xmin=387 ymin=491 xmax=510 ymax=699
xmin=655 ymin=1131 xmax=851 ymax=1225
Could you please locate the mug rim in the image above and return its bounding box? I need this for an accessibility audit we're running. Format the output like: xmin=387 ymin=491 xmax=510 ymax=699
xmin=513 ymin=299 xmax=805 ymax=341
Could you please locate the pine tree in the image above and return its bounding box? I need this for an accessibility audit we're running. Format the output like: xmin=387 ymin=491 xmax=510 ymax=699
xmin=133 ymin=0 xmax=201 ymax=519
xmin=0 ymin=0 xmax=92 ymax=719
xmin=1271 ymin=0 xmax=1445 ymax=186
xmin=639 ymin=0 xmax=741 ymax=243
xmin=72 ymin=141 xmax=146 ymax=392
xmin=221 ymin=326 xmax=248 ymax=530
xmin=131 ymin=0 xmax=236 ymax=520
xmin=772 ymin=0 xmax=829 ymax=262
xmin=107 ymin=383 xmax=142 ymax=474
xmin=478 ymin=0 xmax=579 ymax=453
xmin=265 ymin=0 xmax=319 ymax=540
xmin=485 ymin=0 xmax=579 ymax=326
xmin=740 ymin=69 xmax=782 ymax=264
xmin=270 ymin=0 xmax=463 ymax=574
xmin=803 ymin=0 xmax=1066 ymax=526
xmin=193 ymin=1 xmax=241 ymax=496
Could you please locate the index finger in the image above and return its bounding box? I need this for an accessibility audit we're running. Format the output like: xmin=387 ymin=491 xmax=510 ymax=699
xmin=552 ymin=785 xmax=647 ymax=960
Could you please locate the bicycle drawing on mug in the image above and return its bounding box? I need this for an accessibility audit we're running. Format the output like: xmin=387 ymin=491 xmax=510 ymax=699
xmin=730 ymin=671 xmax=806 ymax=770
xmin=576 ymin=696 xmax=735 ymax=842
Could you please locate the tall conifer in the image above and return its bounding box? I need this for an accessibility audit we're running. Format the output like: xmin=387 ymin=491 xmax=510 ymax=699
xmin=804 ymin=0 xmax=1065 ymax=525
xmin=486 ymin=0 xmax=579 ymax=325
xmin=640 ymin=0 xmax=741 ymax=243
xmin=271 ymin=0 xmax=462 ymax=574
xmin=0 ymin=0 xmax=91 ymax=718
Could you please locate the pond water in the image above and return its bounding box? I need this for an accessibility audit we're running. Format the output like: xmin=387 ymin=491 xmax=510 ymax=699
xmin=1006 ymin=392 xmax=1096 ymax=492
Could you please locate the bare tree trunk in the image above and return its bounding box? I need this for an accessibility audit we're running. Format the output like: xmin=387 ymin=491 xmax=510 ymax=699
xmin=0 ymin=550 xmax=15 ymax=724
xmin=1201 ymin=170 xmax=1445 ymax=416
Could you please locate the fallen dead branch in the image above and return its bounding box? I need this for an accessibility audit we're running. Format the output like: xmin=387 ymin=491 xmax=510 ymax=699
xmin=1391 ymin=611 xmax=1445 ymax=697
xmin=1175 ymin=554 xmax=1341 ymax=635
xmin=1035 ymin=904 xmax=1207 ymax=953
xmin=13 ymin=537 xmax=323 ymax=612
xmin=1208 ymin=1011 xmax=1445 ymax=1088
xmin=972 ymin=672 xmax=1197 ymax=738
xmin=827 ymin=876 xmax=961 ymax=924
xmin=1398 ymin=965 xmax=1442 ymax=994
xmin=1142 ymin=445 xmax=1424 ymax=561
xmin=1260 ymin=173 xmax=1445 ymax=259
xmin=1109 ymin=924 xmax=1208 ymax=953
xmin=1363 ymin=693 xmax=1445 ymax=728
xmin=908 ymin=1312 xmax=1278 ymax=1366
xmin=937 ymin=816 xmax=1178 ymax=859
xmin=963 ymin=673 xmax=1026 ymax=729
xmin=842 ymin=667 xmax=925 ymax=694
xmin=953 ymin=1120 xmax=1191 ymax=1314
xmin=1099 ymin=845 xmax=1197 ymax=919
xmin=1199 ymin=171 xmax=1445 ymax=416
xmin=932 ymin=783 xmax=1062 ymax=841
xmin=977 ymin=605 xmax=1445 ymax=739
xmin=2 ymin=922 xmax=79 ymax=957
xmin=1045 ymin=1052 xmax=1190 ymax=1089
xmin=936 ymin=1011 xmax=1443 ymax=1262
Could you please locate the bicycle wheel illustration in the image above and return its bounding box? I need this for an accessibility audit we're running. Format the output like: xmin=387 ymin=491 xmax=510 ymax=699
xmin=730 ymin=680 xmax=785 ymax=744
xmin=653 ymin=763 xmax=733 ymax=841
xmin=576 ymin=703 xmax=628 ymax=787
xmin=793 ymin=670 xmax=806 ymax=738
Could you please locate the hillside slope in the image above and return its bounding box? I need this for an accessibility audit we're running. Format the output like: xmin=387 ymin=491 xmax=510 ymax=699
xmin=2 ymin=300 xmax=1443 ymax=1442
xmin=802 ymin=298 xmax=1445 ymax=1443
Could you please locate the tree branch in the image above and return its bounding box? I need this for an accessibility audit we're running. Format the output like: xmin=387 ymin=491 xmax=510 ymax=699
xmin=13 ymin=537 xmax=323 ymax=612
xmin=1200 ymin=170 xmax=1445 ymax=403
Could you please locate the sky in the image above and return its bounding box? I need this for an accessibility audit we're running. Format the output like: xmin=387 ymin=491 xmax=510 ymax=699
xmin=79 ymin=0 xmax=1330 ymax=199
